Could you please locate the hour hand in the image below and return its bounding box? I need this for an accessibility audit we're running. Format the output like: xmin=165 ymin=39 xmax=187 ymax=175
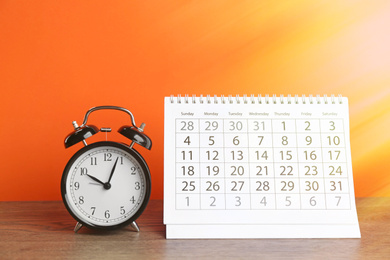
xmin=86 ymin=174 xmax=105 ymax=185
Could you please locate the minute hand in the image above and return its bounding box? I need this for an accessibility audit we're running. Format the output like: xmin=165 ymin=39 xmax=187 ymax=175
xmin=107 ymin=157 xmax=119 ymax=184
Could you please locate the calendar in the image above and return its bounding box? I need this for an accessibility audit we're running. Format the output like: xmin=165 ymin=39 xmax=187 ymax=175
xmin=164 ymin=95 xmax=360 ymax=239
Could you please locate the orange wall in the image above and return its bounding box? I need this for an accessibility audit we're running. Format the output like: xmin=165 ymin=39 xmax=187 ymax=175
xmin=1 ymin=1 xmax=390 ymax=201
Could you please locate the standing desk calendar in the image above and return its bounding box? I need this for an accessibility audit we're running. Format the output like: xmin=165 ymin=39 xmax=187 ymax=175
xmin=163 ymin=95 xmax=360 ymax=239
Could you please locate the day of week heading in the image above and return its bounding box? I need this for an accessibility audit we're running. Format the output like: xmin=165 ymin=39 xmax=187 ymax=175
xmin=301 ymin=112 xmax=312 ymax=116
xmin=274 ymin=112 xmax=290 ymax=116
xmin=229 ymin=112 xmax=243 ymax=116
xmin=323 ymin=112 xmax=338 ymax=116
xmin=181 ymin=112 xmax=194 ymax=116
xmin=249 ymin=112 xmax=269 ymax=116
xmin=204 ymin=112 xmax=219 ymax=116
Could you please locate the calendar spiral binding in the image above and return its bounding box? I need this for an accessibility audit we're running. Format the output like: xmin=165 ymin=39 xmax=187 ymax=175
xmin=169 ymin=94 xmax=343 ymax=105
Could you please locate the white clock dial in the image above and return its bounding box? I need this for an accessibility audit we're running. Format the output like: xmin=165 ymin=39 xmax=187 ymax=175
xmin=62 ymin=142 xmax=151 ymax=229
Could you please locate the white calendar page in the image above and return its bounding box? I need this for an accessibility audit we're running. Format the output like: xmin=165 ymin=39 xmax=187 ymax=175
xmin=164 ymin=95 xmax=360 ymax=239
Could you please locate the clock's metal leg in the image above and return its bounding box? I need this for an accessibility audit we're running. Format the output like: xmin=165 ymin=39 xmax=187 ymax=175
xmin=74 ymin=222 xmax=83 ymax=233
xmin=130 ymin=221 xmax=140 ymax=232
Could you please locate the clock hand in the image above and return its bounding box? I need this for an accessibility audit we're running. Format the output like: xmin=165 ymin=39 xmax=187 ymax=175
xmin=86 ymin=174 xmax=105 ymax=186
xmin=107 ymin=157 xmax=119 ymax=184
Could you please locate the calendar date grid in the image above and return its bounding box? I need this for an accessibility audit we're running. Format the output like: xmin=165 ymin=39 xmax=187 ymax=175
xmin=174 ymin=118 xmax=351 ymax=211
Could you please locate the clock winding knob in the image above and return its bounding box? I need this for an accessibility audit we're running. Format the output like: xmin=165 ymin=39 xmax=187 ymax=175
xmin=72 ymin=121 xmax=79 ymax=130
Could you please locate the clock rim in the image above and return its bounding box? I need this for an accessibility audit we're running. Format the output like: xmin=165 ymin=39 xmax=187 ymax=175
xmin=61 ymin=141 xmax=151 ymax=230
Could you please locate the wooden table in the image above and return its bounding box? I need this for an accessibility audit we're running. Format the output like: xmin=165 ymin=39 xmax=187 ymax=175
xmin=0 ymin=198 xmax=389 ymax=259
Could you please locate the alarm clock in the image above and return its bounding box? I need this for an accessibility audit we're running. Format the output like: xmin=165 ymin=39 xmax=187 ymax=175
xmin=61 ymin=106 xmax=152 ymax=233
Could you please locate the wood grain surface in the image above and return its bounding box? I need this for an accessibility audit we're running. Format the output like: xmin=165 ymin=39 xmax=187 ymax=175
xmin=0 ymin=198 xmax=389 ymax=259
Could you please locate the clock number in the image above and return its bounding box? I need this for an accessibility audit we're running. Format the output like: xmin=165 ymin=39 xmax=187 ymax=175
xmin=135 ymin=182 xmax=141 ymax=190
xmin=80 ymin=167 xmax=88 ymax=176
xmin=120 ymin=157 xmax=124 ymax=165
xmin=90 ymin=157 xmax=97 ymax=165
xmin=105 ymin=210 xmax=110 ymax=219
xmin=131 ymin=166 xmax=137 ymax=175
xmin=91 ymin=207 xmax=96 ymax=215
xmin=130 ymin=196 xmax=135 ymax=204
xmin=120 ymin=206 xmax=125 ymax=215
xmin=74 ymin=182 xmax=80 ymax=190
xmin=104 ymin=153 xmax=112 ymax=161
xmin=78 ymin=196 xmax=84 ymax=204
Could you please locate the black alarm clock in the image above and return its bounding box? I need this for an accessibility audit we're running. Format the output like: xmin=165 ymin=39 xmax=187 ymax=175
xmin=61 ymin=106 xmax=151 ymax=233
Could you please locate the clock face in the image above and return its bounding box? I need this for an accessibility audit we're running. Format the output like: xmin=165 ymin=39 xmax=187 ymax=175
xmin=61 ymin=141 xmax=151 ymax=229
